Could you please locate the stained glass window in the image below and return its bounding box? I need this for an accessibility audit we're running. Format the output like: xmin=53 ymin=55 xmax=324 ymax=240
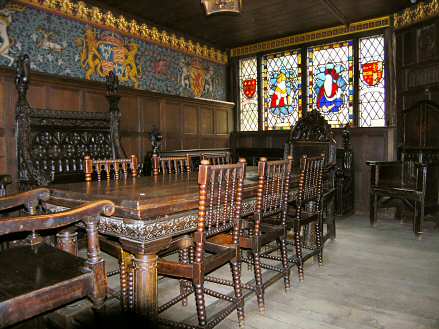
xmin=307 ymin=41 xmax=354 ymax=127
xmin=262 ymin=50 xmax=301 ymax=130
xmin=239 ymin=57 xmax=258 ymax=131
xmin=359 ymin=35 xmax=385 ymax=127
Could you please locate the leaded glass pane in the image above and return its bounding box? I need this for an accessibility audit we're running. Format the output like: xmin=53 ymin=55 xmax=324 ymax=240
xmin=307 ymin=41 xmax=354 ymax=127
xmin=239 ymin=57 xmax=258 ymax=131
xmin=359 ymin=35 xmax=386 ymax=127
xmin=262 ymin=50 xmax=302 ymax=130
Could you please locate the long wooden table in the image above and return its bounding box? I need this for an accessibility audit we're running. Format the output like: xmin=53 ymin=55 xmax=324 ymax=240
xmin=47 ymin=172 xmax=259 ymax=319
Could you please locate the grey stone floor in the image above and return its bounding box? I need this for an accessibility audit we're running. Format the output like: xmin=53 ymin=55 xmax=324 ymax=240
xmin=49 ymin=215 xmax=439 ymax=329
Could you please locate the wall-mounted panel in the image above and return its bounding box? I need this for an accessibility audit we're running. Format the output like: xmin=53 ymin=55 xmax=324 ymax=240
xmin=215 ymin=110 xmax=228 ymax=135
xmin=47 ymin=87 xmax=80 ymax=111
xmin=183 ymin=105 xmax=198 ymax=134
xmin=200 ymin=108 xmax=213 ymax=135
xmin=84 ymin=92 xmax=108 ymax=113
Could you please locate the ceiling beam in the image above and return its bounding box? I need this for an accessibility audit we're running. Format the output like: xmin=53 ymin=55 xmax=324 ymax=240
xmin=319 ymin=0 xmax=349 ymax=26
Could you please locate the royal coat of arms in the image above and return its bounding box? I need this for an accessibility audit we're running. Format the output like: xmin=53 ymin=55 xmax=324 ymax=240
xmin=76 ymin=29 xmax=141 ymax=88
xmin=361 ymin=61 xmax=383 ymax=87
xmin=190 ymin=60 xmax=206 ymax=98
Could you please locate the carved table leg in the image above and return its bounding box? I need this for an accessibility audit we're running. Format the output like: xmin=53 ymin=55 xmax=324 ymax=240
xmin=133 ymin=253 xmax=158 ymax=323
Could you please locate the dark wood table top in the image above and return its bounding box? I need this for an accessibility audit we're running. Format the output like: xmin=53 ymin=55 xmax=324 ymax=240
xmin=49 ymin=169 xmax=259 ymax=220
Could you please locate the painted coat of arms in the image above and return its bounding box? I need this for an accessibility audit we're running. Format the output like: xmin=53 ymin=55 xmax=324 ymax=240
xmin=76 ymin=29 xmax=141 ymax=88
xmin=361 ymin=61 xmax=383 ymax=86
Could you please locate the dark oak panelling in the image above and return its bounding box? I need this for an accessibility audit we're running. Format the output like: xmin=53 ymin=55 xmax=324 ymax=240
xmin=396 ymin=17 xmax=439 ymax=143
xmin=0 ymin=68 xmax=234 ymax=181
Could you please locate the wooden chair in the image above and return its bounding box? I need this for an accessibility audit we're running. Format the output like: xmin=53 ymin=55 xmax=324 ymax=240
xmin=0 ymin=188 xmax=114 ymax=328
xmin=153 ymin=159 xmax=246 ymax=328
xmin=84 ymin=155 xmax=139 ymax=181
xmin=201 ymin=152 xmax=231 ymax=165
xmin=367 ymin=100 xmax=439 ymax=238
xmin=289 ymin=154 xmax=325 ymax=282
xmin=152 ymin=154 xmax=192 ymax=176
xmin=238 ymin=156 xmax=293 ymax=313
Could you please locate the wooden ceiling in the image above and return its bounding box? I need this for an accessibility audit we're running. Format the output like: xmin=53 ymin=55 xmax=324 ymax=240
xmin=92 ymin=0 xmax=412 ymax=49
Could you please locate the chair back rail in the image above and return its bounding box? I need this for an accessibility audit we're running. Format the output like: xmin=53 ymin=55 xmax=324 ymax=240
xmin=15 ymin=54 xmax=125 ymax=187
xmin=201 ymin=152 xmax=231 ymax=165
xmin=85 ymin=155 xmax=138 ymax=181
xmin=296 ymin=154 xmax=325 ymax=216
xmin=253 ymin=157 xmax=293 ymax=233
xmin=152 ymin=154 xmax=192 ymax=176
xmin=195 ymin=159 xmax=246 ymax=261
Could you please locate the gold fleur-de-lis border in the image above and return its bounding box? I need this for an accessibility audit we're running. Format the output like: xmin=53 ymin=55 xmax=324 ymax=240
xmin=394 ymin=0 xmax=439 ymax=30
xmin=17 ymin=0 xmax=228 ymax=65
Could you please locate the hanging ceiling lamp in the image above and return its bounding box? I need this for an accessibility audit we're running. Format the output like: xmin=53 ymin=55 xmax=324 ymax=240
xmin=201 ymin=0 xmax=242 ymax=15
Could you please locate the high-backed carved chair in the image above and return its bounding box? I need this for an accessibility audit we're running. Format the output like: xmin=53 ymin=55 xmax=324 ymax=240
xmin=0 ymin=188 xmax=114 ymax=328
xmin=153 ymin=159 xmax=246 ymax=328
xmin=284 ymin=111 xmax=343 ymax=240
xmin=201 ymin=152 xmax=231 ymax=165
xmin=367 ymin=100 xmax=439 ymax=237
xmin=152 ymin=154 xmax=192 ymax=176
xmin=289 ymin=155 xmax=325 ymax=281
xmin=15 ymin=55 xmax=125 ymax=188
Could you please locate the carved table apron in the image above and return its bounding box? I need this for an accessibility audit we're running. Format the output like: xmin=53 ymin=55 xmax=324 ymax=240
xmin=47 ymin=171 xmax=259 ymax=319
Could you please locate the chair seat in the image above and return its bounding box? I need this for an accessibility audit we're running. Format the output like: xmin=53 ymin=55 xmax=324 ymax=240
xmin=0 ymin=243 xmax=92 ymax=327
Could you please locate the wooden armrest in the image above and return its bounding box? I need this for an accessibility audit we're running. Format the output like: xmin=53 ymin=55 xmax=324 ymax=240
xmin=0 ymin=188 xmax=50 ymax=212
xmin=416 ymin=161 xmax=439 ymax=167
xmin=366 ymin=161 xmax=401 ymax=166
xmin=0 ymin=200 xmax=115 ymax=236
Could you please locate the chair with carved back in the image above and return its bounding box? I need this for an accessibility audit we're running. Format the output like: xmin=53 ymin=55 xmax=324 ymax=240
xmin=152 ymin=153 xmax=192 ymax=176
xmin=288 ymin=154 xmax=325 ymax=282
xmin=367 ymin=100 xmax=439 ymax=238
xmin=201 ymin=152 xmax=231 ymax=165
xmin=237 ymin=156 xmax=293 ymax=313
xmin=0 ymin=188 xmax=114 ymax=328
xmin=143 ymin=159 xmax=246 ymax=328
xmin=15 ymin=55 xmax=126 ymax=189
xmin=284 ymin=110 xmax=348 ymax=241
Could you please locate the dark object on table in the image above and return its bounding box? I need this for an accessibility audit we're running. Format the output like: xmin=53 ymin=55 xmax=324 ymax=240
xmin=367 ymin=100 xmax=439 ymax=238
xmin=15 ymin=55 xmax=125 ymax=188
xmin=0 ymin=175 xmax=11 ymax=197
xmin=0 ymin=188 xmax=114 ymax=328
xmin=148 ymin=125 xmax=163 ymax=156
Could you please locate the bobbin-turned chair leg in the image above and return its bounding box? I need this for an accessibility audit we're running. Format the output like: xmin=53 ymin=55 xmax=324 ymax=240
xmin=230 ymin=260 xmax=245 ymax=327
xmin=253 ymin=252 xmax=265 ymax=313
xmin=178 ymin=248 xmax=190 ymax=306
xmin=278 ymin=237 xmax=290 ymax=290
xmin=193 ymin=282 xmax=207 ymax=327
xmin=295 ymin=228 xmax=304 ymax=282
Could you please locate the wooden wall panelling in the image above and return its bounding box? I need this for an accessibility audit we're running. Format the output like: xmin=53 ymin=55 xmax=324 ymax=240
xmin=119 ymin=95 xmax=141 ymax=157
xmin=83 ymin=92 xmax=108 ymax=113
xmin=27 ymin=83 xmax=47 ymax=109
xmin=397 ymin=18 xmax=439 ymax=143
xmin=141 ymin=96 xmax=161 ymax=155
xmin=47 ymin=86 xmax=81 ymax=111
xmin=182 ymin=104 xmax=199 ymax=149
xmin=162 ymin=100 xmax=182 ymax=150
